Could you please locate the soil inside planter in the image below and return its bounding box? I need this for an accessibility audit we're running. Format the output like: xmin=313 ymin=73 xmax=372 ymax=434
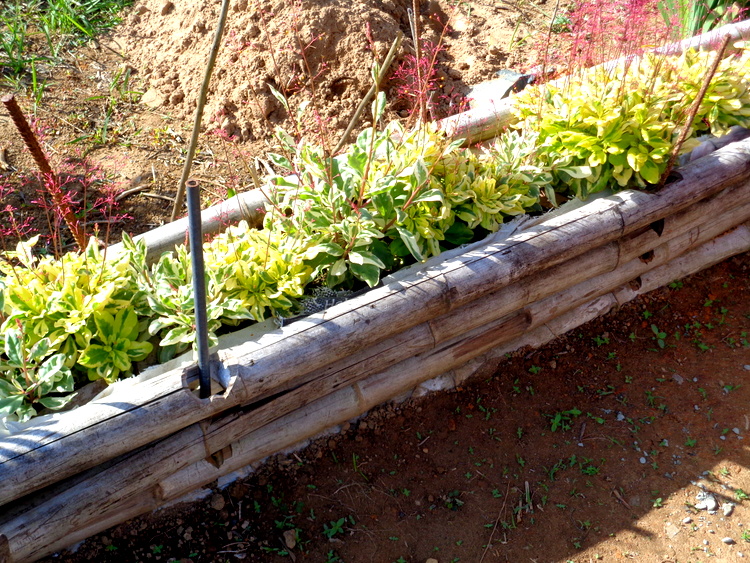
xmin=42 ymin=250 xmax=750 ymax=562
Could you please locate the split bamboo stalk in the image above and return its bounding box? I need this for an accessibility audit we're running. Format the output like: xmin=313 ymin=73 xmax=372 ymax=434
xmin=170 ymin=0 xmax=231 ymax=222
xmin=106 ymin=188 xmax=268 ymax=263
xmin=473 ymin=221 xmax=750 ymax=379
xmin=1 ymin=138 xmax=749 ymax=509
xmin=434 ymin=177 xmax=750 ymax=342
xmin=614 ymin=221 xmax=750 ymax=304
xmin=160 ymin=191 xmax=750 ymax=473
xmin=5 ymin=202 xmax=749 ymax=563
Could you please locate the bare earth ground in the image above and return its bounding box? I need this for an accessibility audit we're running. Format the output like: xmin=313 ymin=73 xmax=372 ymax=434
xmin=43 ymin=251 xmax=750 ymax=563
xmin=0 ymin=0 xmax=556 ymax=249
xmin=2 ymin=1 xmax=749 ymax=562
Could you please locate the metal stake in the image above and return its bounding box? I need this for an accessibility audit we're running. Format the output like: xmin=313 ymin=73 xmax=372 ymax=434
xmin=186 ymin=179 xmax=211 ymax=398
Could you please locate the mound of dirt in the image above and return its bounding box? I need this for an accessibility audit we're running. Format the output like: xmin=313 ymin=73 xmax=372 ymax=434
xmin=112 ymin=0 xmax=544 ymax=145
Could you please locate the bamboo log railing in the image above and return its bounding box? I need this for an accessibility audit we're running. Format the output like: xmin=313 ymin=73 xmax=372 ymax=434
xmin=440 ymin=19 xmax=750 ymax=144
xmin=0 ymin=134 xmax=749 ymax=561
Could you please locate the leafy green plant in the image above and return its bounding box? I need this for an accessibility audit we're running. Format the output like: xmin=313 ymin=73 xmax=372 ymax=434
xmin=0 ymin=2 xmax=35 ymax=79
xmin=547 ymin=408 xmax=582 ymax=432
xmin=265 ymin=103 xmax=454 ymax=287
xmin=512 ymin=44 xmax=750 ymax=199
xmin=322 ymin=517 xmax=347 ymax=539
xmin=132 ymin=226 xmax=311 ymax=362
xmin=3 ymin=27 xmax=750 ymax=426
xmin=77 ymin=308 xmax=152 ymax=384
xmin=1 ymin=0 xmax=134 ymax=101
xmin=0 ymin=236 xmax=147 ymax=382
xmin=651 ymin=324 xmax=668 ymax=348
xmin=0 ymin=328 xmax=74 ymax=422
xmin=658 ymin=0 xmax=747 ymax=38
xmin=266 ymin=98 xmax=543 ymax=288
xmin=444 ymin=490 xmax=465 ymax=510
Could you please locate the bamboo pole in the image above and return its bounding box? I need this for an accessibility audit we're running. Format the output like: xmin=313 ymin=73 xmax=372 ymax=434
xmin=1 ymin=138 xmax=749 ymax=509
xmin=106 ymin=188 xmax=268 ymax=263
xmin=170 ymin=0 xmax=231 ymax=222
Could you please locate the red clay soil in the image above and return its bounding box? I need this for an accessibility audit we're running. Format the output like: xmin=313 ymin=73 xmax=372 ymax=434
xmin=43 ymin=252 xmax=750 ymax=563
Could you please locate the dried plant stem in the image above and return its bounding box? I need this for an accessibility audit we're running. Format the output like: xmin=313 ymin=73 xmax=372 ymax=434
xmin=2 ymin=94 xmax=87 ymax=250
xmin=659 ymin=33 xmax=731 ymax=186
xmin=2 ymin=94 xmax=54 ymax=176
xmin=541 ymin=0 xmax=561 ymax=83
xmin=170 ymin=0 xmax=231 ymax=222
xmin=333 ymin=32 xmax=404 ymax=154
xmin=410 ymin=0 xmax=425 ymax=123
xmin=479 ymin=481 xmax=513 ymax=563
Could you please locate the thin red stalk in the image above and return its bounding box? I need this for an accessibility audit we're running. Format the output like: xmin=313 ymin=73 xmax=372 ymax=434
xmin=2 ymin=95 xmax=86 ymax=250
xmin=412 ymin=0 xmax=425 ymax=123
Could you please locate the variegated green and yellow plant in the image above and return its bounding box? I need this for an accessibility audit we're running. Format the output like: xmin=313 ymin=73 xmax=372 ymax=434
xmin=0 ymin=236 xmax=151 ymax=384
xmin=265 ymin=94 xmax=543 ymax=288
xmin=511 ymin=42 xmax=750 ymax=200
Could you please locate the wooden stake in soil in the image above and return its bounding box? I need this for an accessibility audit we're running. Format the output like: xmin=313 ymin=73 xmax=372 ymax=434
xmin=170 ymin=0 xmax=231 ymax=222
xmin=661 ymin=33 xmax=729 ymax=187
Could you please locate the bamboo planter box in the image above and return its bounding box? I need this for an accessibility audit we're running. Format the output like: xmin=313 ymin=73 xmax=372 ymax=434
xmin=3 ymin=21 xmax=750 ymax=560
xmin=1 ymin=132 xmax=749 ymax=561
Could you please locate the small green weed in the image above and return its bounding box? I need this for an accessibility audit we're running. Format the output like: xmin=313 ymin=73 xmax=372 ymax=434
xmin=323 ymin=517 xmax=347 ymax=539
xmin=592 ymin=334 xmax=609 ymax=346
xmin=651 ymin=324 xmax=667 ymax=349
xmin=547 ymin=408 xmax=582 ymax=432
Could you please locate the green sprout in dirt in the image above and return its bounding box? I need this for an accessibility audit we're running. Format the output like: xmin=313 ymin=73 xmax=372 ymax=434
xmin=1 ymin=0 xmax=134 ymax=101
xmin=547 ymin=408 xmax=582 ymax=432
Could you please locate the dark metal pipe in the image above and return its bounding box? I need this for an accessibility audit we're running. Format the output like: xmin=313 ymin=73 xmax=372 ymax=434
xmin=186 ymin=179 xmax=211 ymax=399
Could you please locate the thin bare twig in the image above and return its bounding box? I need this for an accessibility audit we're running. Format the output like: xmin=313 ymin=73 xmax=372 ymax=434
xmin=170 ymin=0 xmax=231 ymax=222
xmin=479 ymin=481 xmax=512 ymax=563
xmin=540 ymin=0 xmax=562 ymax=85
xmin=658 ymin=33 xmax=731 ymax=186
xmin=410 ymin=0 xmax=425 ymax=123
xmin=141 ymin=192 xmax=175 ymax=203
xmin=114 ymin=185 xmax=150 ymax=202
xmin=333 ymin=32 xmax=404 ymax=154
